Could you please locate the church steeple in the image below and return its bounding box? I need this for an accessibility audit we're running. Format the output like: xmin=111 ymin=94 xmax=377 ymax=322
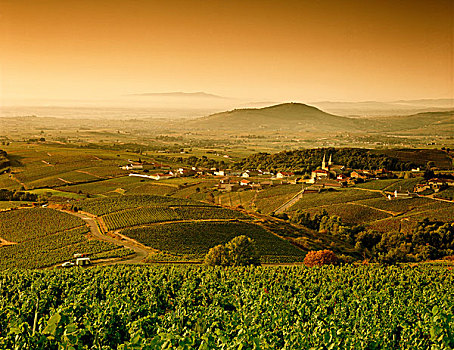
xmin=328 ymin=154 xmax=332 ymax=166
xmin=322 ymin=153 xmax=326 ymax=170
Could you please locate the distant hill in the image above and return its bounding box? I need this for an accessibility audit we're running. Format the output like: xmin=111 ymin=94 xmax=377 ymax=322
xmin=190 ymin=102 xmax=365 ymax=132
xmin=128 ymin=91 xmax=228 ymax=99
xmin=189 ymin=103 xmax=454 ymax=134
xmin=370 ymin=110 xmax=454 ymax=135
xmin=311 ymin=99 xmax=453 ymax=117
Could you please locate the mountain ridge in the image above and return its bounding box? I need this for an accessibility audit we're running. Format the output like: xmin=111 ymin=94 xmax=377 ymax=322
xmin=127 ymin=91 xmax=228 ymax=99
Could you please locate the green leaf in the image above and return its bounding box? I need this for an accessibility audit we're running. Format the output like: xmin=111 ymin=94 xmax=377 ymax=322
xmin=43 ymin=312 xmax=61 ymax=336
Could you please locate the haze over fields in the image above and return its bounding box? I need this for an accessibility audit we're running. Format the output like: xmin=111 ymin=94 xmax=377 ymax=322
xmin=1 ymin=0 xmax=452 ymax=114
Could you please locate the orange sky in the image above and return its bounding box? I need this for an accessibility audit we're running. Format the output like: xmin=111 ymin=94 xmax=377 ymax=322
xmin=0 ymin=0 xmax=453 ymax=103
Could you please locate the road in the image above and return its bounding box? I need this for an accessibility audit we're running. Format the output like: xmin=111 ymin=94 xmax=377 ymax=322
xmin=59 ymin=210 xmax=152 ymax=265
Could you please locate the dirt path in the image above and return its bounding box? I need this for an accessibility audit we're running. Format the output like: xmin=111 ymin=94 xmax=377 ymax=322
xmin=0 ymin=237 xmax=16 ymax=247
xmin=59 ymin=210 xmax=152 ymax=265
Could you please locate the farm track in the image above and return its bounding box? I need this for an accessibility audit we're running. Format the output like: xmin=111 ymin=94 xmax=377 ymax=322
xmin=0 ymin=237 xmax=16 ymax=247
xmin=58 ymin=210 xmax=152 ymax=265
xmin=58 ymin=177 xmax=72 ymax=184
xmin=349 ymin=202 xmax=397 ymax=216
xmin=274 ymin=189 xmax=305 ymax=213
xmin=75 ymin=170 xmax=105 ymax=179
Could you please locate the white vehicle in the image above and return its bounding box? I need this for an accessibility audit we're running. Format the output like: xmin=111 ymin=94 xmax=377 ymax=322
xmin=76 ymin=257 xmax=91 ymax=266
xmin=61 ymin=261 xmax=74 ymax=268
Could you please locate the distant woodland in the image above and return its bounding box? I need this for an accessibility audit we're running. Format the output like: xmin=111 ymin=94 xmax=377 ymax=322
xmin=235 ymin=148 xmax=418 ymax=173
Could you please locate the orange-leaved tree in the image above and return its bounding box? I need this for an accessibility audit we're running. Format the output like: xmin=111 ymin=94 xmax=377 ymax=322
xmin=303 ymin=250 xmax=337 ymax=267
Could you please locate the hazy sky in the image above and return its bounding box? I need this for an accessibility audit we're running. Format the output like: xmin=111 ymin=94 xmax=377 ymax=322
xmin=1 ymin=0 xmax=453 ymax=103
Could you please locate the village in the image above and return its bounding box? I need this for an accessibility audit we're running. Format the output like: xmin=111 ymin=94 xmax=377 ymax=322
xmin=120 ymin=153 xmax=454 ymax=200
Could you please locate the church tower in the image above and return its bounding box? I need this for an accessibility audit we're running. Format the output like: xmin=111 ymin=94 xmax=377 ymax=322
xmin=322 ymin=154 xmax=326 ymax=170
xmin=328 ymin=154 xmax=332 ymax=167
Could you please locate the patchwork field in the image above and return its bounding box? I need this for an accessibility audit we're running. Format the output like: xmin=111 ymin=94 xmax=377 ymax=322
xmin=255 ymin=184 xmax=303 ymax=214
xmin=287 ymin=188 xmax=382 ymax=212
xmin=285 ymin=186 xmax=454 ymax=229
xmin=1 ymin=143 xmax=147 ymax=190
xmin=300 ymin=203 xmax=392 ymax=225
xmin=73 ymin=194 xmax=212 ymax=216
xmin=0 ymin=208 xmax=132 ymax=269
xmin=121 ymin=221 xmax=305 ymax=262
xmin=71 ymin=194 xmax=306 ymax=262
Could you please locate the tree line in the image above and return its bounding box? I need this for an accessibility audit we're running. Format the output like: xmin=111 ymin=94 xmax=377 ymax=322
xmin=234 ymin=148 xmax=417 ymax=173
xmin=0 ymin=149 xmax=10 ymax=169
xmin=290 ymin=210 xmax=454 ymax=264
xmin=0 ymin=189 xmax=38 ymax=202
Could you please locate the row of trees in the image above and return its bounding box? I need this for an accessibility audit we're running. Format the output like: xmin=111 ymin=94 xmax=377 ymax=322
xmin=163 ymin=155 xmax=228 ymax=170
xmin=0 ymin=189 xmax=38 ymax=202
xmin=291 ymin=210 xmax=454 ymax=264
xmin=234 ymin=148 xmax=417 ymax=173
xmin=0 ymin=149 xmax=10 ymax=169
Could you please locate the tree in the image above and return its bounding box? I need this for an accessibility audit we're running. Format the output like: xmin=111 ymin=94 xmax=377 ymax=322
xmin=204 ymin=245 xmax=230 ymax=266
xmin=225 ymin=235 xmax=261 ymax=266
xmin=303 ymin=250 xmax=338 ymax=267
xmin=204 ymin=235 xmax=261 ymax=267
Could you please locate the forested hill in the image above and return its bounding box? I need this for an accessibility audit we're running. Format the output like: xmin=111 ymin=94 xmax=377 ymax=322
xmin=0 ymin=150 xmax=9 ymax=169
xmin=234 ymin=148 xmax=417 ymax=173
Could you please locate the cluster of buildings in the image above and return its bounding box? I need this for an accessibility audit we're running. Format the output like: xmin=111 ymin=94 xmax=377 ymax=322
xmin=121 ymin=155 xmax=454 ymax=199
xmin=414 ymin=178 xmax=454 ymax=193
xmin=308 ymin=154 xmax=394 ymax=188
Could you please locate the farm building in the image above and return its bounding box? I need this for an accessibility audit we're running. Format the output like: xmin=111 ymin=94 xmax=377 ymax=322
xmin=276 ymin=171 xmax=295 ymax=179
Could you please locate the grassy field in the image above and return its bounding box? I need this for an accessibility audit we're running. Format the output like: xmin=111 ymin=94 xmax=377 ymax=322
xmin=0 ymin=174 xmax=21 ymax=190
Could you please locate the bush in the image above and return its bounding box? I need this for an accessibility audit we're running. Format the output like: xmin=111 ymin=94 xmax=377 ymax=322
xmin=303 ymin=250 xmax=338 ymax=267
xmin=204 ymin=235 xmax=261 ymax=267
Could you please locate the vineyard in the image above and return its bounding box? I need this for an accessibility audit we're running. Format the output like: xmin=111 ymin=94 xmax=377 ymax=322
xmin=301 ymin=203 xmax=391 ymax=225
xmin=121 ymin=221 xmax=304 ymax=261
xmin=74 ymin=195 xmax=210 ymax=216
xmin=0 ymin=265 xmax=452 ymax=349
xmin=255 ymin=184 xmax=303 ymax=214
xmin=356 ymin=196 xmax=433 ymax=214
xmin=288 ymin=189 xmax=382 ymax=212
xmin=0 ymin=208 xmax=86 ymax=242
xmin=0 ymin=208 xmax=133 ymax=269
xmin=0 ymin=225 xmax=133 ymax=269
xmin=173 ymin=206 xmax=248 ymax=220
xmin=102 ymin=207 xmax=181 ymax=230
